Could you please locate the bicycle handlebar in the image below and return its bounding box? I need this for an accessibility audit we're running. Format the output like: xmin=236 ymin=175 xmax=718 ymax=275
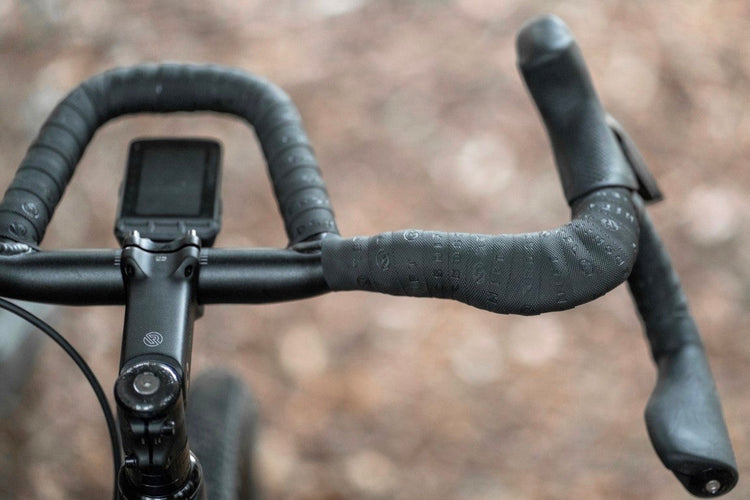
xmin=0 ymin=15 xmax=738 ymax=497
xmin=0 ymin=15 xmax=642 ymax=315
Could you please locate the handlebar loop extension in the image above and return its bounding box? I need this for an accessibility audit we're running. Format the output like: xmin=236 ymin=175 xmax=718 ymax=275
xmin=0 ymin=64 xmax=338 ymax=246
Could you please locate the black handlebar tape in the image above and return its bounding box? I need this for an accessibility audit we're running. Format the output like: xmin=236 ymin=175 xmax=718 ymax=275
xmin=321 ymin=188 xmax=637 ymax=315
xmin=0 ymin=64 xmax=338 ymax=246
xmin=628 ymin=201 xmax=737 ymax=497
xmin=517 ymin=15 xmax=638 ymax=204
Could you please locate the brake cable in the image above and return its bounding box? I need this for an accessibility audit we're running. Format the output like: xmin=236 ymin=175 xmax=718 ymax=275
xmin=0 ymin=298 xmax=121 ymax=497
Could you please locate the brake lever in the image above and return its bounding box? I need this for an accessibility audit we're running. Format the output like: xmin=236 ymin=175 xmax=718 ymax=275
xmin=600 ymin=44 xmax=736 ymax=500
xmin=606 ymin=114 xmax=663 ymax=203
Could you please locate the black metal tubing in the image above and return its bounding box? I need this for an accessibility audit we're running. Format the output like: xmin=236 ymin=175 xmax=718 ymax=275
xmin=0 ymin=250 xmax=123 ymax=304
xmin=197 ymin=248 xmax=327 ymax=303
xmin=0 ymin=247 xmax=329 ymax=306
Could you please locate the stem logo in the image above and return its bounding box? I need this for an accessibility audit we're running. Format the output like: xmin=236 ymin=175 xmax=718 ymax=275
xmin=143 ymin=331 xmax=164 ymax=347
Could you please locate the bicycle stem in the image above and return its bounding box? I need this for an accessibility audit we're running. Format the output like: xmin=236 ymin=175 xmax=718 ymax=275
xmin=115 ymin=232 xmax=206 ymax=499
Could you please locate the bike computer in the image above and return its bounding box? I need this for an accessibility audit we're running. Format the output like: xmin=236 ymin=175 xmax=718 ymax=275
xmin=114 ymin=138 xmax=222 ymax=246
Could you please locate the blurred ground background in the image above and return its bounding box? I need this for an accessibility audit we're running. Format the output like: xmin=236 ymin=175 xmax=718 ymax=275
xmin=1 ymin=0 xmax=749 ymax=498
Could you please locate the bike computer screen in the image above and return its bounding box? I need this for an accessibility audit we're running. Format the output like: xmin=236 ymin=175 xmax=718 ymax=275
xmin=115 ymin=138 xmax=222 ymax=246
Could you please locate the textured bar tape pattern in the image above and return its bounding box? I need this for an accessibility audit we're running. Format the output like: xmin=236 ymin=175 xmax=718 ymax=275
xmin=0 ymin=64 xmax=337 ymax=246
xmin=517 ymin=15 xmax=638 ymax=203
xmin=322 ymin=188 xmax=638 ymax=315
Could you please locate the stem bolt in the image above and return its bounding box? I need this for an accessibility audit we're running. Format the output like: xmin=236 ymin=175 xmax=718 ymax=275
xmin=133 ymin=371 xmax=160 ymax=396
xmin=705 ymin=479 xmax=721 ymax=495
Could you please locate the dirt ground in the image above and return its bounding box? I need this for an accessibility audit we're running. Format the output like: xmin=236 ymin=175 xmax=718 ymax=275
xmin=1 ymin=1 xmax=750 ymax=499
